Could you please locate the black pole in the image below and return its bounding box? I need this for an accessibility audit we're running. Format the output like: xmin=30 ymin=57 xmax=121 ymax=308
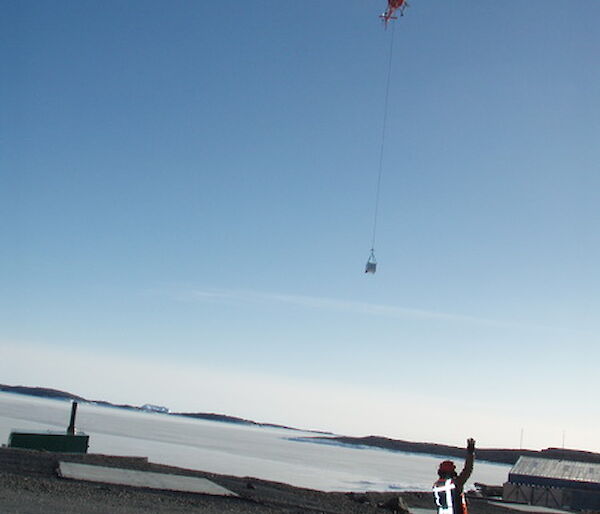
xmin=67 ymin=401 xmax=78 ymax=435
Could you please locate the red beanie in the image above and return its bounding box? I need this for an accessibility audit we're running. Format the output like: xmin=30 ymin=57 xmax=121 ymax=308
xmin=439 ymin=460 xmax=456 ymax=474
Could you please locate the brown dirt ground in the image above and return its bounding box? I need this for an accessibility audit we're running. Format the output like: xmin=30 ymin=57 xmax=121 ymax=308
xmin=0 ymin=447 xmax=528 ymax=514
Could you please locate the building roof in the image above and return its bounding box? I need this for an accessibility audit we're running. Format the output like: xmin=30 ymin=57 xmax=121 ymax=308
xmin=510 ymin=456 xmax=600 ymax=486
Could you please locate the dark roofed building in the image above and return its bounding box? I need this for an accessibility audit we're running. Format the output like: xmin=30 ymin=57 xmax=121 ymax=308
xmin=504 ymin=456 xmax=600 ymax=511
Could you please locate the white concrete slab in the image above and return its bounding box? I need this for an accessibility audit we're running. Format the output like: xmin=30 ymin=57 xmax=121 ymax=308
xmin=58 ymin=462 xmax=237 ymax=497
xmin=411 ymin=503 xmax=571 ymax=514
xmin=487 ymin=501 xmax=572 ymax=514
xmin=410 ymin=508 xmax=437 ymax=514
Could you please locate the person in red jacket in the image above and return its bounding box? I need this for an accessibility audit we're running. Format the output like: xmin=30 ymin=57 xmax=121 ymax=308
xmin=433 ymin=439 xmax=476 ymax=514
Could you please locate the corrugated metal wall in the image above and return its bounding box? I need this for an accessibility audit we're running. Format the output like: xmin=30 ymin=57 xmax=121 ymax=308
xmin=510 ymin=457 xmax=600 ymax=485
xmin=504 ymin=457 xmax=600 ymax=510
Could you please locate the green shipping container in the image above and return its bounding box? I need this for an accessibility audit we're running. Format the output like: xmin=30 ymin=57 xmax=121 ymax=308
xmin=8 ymin=430 xmax=89 ymax=453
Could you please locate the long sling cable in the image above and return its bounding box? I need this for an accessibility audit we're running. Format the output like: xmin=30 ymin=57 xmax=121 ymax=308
xmin=370 ymin=22 xmax=396 ymax=258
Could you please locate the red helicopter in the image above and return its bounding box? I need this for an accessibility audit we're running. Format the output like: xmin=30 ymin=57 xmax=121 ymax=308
xmin=380 ymin=0 xmax=408 ymax=26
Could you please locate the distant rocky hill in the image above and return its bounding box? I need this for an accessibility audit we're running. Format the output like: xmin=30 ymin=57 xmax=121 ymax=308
xmin=0 ymin=384 xmax=141 ymax=411
xmin=0 ymin=384 xmax=328 ymax=434
xmin=0 ymin=384 xmax=86 ymax=402
xmin=3 ymin=384 xmax=599 ymax=466
xmin=304 ymin=435 xmax=600 ymax=466
xmin=173 ymin=412 xmax=304 ymax=431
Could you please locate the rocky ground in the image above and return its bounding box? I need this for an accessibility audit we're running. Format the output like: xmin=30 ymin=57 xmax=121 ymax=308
xmin=0 ymin=447 xmax=525 ymax=514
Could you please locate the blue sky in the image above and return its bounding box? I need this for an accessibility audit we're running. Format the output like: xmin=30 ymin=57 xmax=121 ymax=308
xmin=2 ymin=1 xmax=599 ymax=451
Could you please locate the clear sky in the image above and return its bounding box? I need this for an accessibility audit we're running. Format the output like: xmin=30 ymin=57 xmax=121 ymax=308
xmin=2 ymin=1 xmax=599 ymax=451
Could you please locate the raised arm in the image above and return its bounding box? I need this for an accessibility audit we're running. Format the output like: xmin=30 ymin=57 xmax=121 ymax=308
xmin=455 ymin=438 xmax=475 ymax=489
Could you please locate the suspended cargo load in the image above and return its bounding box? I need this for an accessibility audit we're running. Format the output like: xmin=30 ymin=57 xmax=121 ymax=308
xmin=365 ymin=249 xmax=377 ymax=274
